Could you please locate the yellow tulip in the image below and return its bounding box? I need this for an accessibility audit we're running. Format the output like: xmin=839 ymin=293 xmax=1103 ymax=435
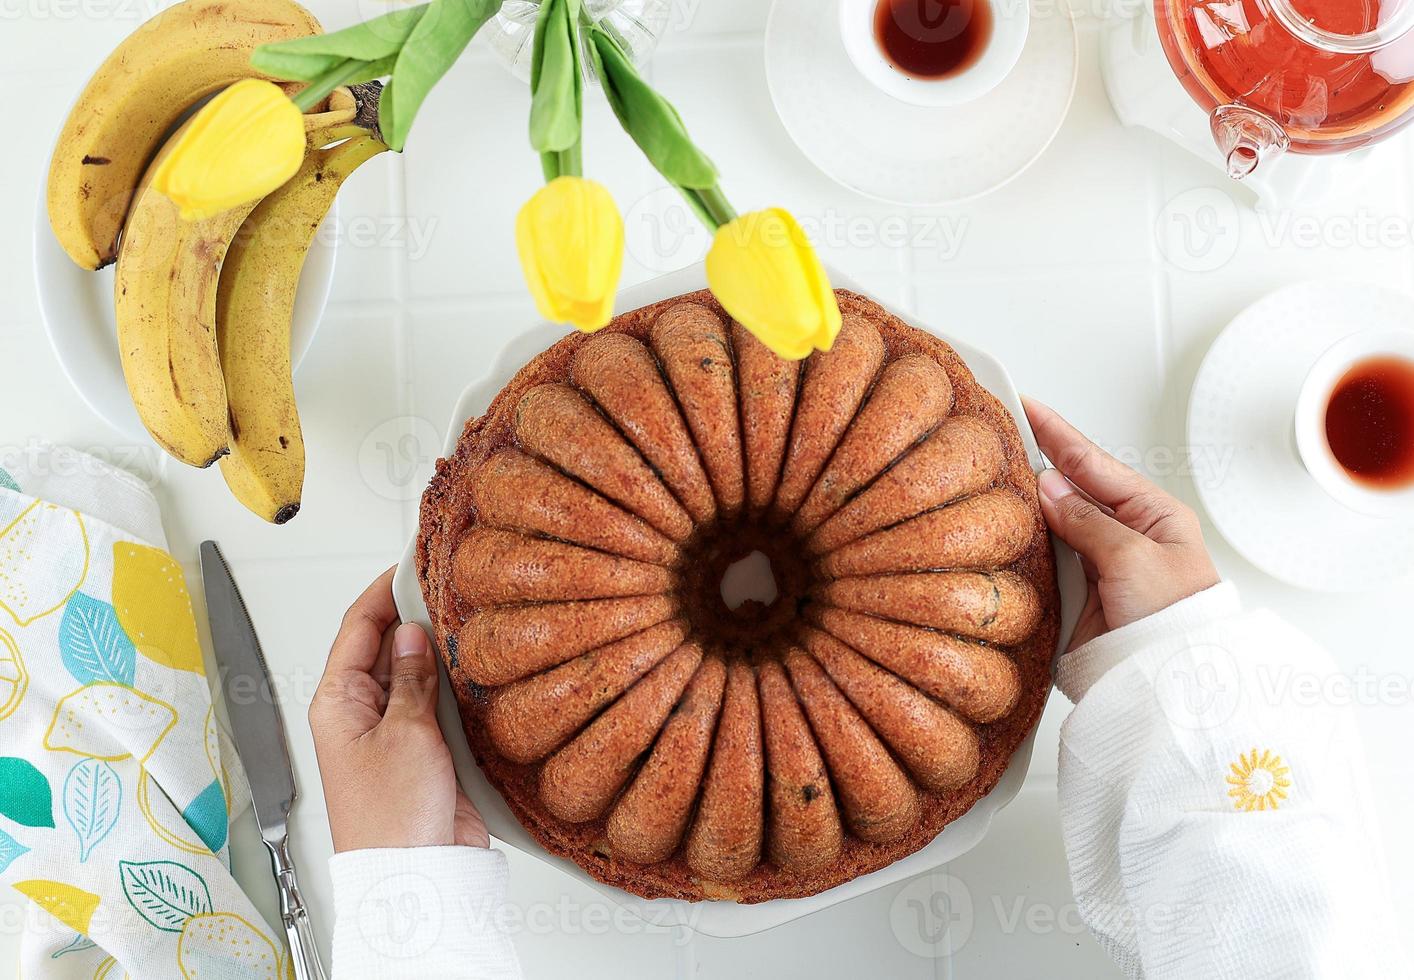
xmin=705 ymin=208 xmax=841 ymax=361
xmin=152 ymin=79 xmax=305 ymax=221
xmin=516 ymin=177 xmax=625 ymax=332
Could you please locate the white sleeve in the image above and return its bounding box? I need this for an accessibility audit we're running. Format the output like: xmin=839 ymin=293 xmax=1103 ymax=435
xmin=328 ymin=845 xmax=522 ymax=979
xmin=1055 ymin=582 xmax=1406 ymax=979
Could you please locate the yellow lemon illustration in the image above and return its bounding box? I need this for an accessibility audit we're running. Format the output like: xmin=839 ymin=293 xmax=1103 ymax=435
xmin=137 ymin=769 xmax=209 ymax=856
xmin=113 ymin=542 xmax=205 ymax=675
xmin=13 ymin=879 xmax=101 ymax=934
xmin=45 ymin=683 xmax=177 ymax=763
xmin=94 ymin=955 xmax=134 ymax=980
xmin=0 ymin=502 xmax=89 ymax=626
xmin=0 ymin=628 xmax=27 ymax=720
xmin=203 ymin=708 xmax=235 ymax=817
xmin=178 ymin=912 xmax=281 ymax=980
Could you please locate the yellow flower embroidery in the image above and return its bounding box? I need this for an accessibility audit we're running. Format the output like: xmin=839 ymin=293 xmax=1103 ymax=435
xmin=1227 ymin=747 xmax=1292 ymax=812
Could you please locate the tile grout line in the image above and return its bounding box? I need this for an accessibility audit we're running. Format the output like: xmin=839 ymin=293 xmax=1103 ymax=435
xmin=387 ymin=152 xmax=419 ymax=545
xmin=321 ymin=254 xmax=1162 ymax=323
xmin=1143 ymin=151 xmax=1184 ymax=499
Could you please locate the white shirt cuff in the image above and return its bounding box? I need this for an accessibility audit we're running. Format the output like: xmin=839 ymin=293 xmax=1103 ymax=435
xmin=328 ymin=845 xmax=521 ymax=979
xmin=1054 ymin=581 xmax=1242 ymax=703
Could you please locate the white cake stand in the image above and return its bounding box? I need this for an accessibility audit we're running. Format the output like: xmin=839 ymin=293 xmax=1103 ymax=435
xmin=391 ymin=263 xmax=1086 ymax=938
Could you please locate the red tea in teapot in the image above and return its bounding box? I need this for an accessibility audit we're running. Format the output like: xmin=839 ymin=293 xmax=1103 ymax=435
xmin=1157 ymin=0 xmax=1414 ymax=162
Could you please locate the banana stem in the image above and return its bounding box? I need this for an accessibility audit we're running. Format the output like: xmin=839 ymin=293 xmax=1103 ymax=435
xmin=319 ymin=132 xmax=391 ymax=172
xmin=292 ymin=59 xmax=366 ymax=113
xmin=308 ymin=123 xmax=373 ymax=147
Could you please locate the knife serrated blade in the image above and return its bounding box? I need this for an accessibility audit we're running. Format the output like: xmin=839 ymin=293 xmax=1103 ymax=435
xmin=200 ymin=539 xmax=295 ymax=839
xmin=200 ymin=540 xmax=326 ymax=980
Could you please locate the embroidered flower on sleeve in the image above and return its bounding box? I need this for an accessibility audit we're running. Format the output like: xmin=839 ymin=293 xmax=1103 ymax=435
xmin=1227 ymin=748 xmax=1292 ymax=812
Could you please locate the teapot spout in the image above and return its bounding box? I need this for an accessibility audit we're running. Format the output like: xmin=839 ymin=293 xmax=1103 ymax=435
xmin=1210 ymin=104 xmax=1290 ymax=179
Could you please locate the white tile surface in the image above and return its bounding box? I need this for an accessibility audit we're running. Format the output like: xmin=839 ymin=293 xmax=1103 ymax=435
xmin=5 ymin=1 xmax=1414 ymax=977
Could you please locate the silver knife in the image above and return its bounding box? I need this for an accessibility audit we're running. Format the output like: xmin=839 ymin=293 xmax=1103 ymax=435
xmin=200 ymin=540 xmax=327 ymax=980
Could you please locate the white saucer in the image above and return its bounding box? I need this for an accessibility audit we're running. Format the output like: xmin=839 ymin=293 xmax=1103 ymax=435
xmin=764 ymin=0 xmax=1078 ymax=206
xmin=33 ymin=190 xmax=338 ymax=443
xmin=1188 ymin=282 xmax=1414 ymax=592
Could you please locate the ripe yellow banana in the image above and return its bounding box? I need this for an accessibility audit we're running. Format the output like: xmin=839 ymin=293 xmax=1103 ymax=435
xmin=47 ymin=0 xmax=322 ymax=270
xmin=217 ymin=133 xmax=390 ymax=523
xmin=114 ymin=93 xmax=361 ymax=469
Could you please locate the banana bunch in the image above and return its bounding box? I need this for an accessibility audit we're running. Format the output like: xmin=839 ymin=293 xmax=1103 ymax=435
xmin=216 ymin=133 xmax=389 ymax=523
xmin=48 ymin=0 xmax=389 ymax=523
xmin=47 ymin=0 xmax=323 ymax=271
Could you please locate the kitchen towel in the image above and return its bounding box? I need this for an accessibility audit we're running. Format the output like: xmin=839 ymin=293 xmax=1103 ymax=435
xmin=0 ymin=446 xmax=289 ymax=978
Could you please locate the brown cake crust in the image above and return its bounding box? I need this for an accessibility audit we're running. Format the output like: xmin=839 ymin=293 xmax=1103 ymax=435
xmin=416 ymin=288 xmax=1059 ymax=903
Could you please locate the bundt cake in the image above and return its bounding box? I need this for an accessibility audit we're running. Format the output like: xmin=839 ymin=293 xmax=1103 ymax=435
xmin=416 ymin=288 xmax=1059 ymax=903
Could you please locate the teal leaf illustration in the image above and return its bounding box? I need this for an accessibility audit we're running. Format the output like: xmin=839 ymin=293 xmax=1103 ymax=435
xmin=0 ymin=758 xmax=54 ymax=828
xmin=59 ymin=593 xmax=136 ymax=687
xmin=119 ymin=860 xmax=211 ymax=932
xmin=63 ymin=759 xmax=122 ymax=862
xmin=0 ymin=827 xmax=28 ymax=872
xmin=51 ymin=933 xmax=96 ymax=959
xmin=181 ymin=778 xmax=228 ymax=853
xmin=0 ymin=468 xmax=17 ymax=492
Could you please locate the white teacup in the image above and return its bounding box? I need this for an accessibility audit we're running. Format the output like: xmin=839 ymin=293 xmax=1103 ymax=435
xmin=1294 ymin=327 xmax=1414 ymax=519
xmin=838 ymin=0 xmax=1029 ymax=107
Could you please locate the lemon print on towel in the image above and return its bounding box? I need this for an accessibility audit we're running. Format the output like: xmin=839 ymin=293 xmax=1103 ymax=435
xmin=113 ymin=542 xmax=205 ymax=675
xmin=46 ymin=683 xmax=177 ymax=763
xmin=0 ymin=627 xmax=28 ymax=720
xmin=13 ymin=879 xmax=101 ymax=934
xmin=95 ymin=955 xmax=134 ymax=979
xmin=179 ymin=912 xmax=283 ymax=980
xmin=0 ymin=502 xmax=89 ymax=626
xmin=137 ymin=706 xmax=230 ymax=855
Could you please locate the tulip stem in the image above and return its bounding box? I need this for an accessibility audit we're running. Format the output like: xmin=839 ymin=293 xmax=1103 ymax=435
xmin=541 ymin=141 xmax=583 ymax=181
xmin=696 ymin=185 xmax=737 ymax=228
xmin=292 ymin=59 xmax=367 ymax=113
xmin=677 ymin=184 xmax=737 ymax=231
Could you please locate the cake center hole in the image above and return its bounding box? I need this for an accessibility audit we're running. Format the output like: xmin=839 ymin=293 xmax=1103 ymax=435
xmin=720 ymin=550 xmax=778 ymax=611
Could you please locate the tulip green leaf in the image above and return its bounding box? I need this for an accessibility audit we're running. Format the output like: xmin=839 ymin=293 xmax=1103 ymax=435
xmin=587 ymin=26 xmax=718 ymax=189
xmin=529 ymin=0 xmax=584 ymax=165
xmin=384 ymin=0 xmax=500 ymax=151
xmin=251 ymin=6 xmax=431 ymax=80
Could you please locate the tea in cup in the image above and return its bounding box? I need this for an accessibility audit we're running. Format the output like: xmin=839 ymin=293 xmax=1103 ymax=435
xmin=838 ymin=0 xmax=1030 ymax=106
xmin=1294 ymin=328 xmax=1414 ymax=518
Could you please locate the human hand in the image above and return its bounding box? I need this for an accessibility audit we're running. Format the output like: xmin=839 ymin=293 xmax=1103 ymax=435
xmin=1023 ymin=398 xmax=1220 ymax=652
xmin=309 ymin=567 xmax=488 ymax=852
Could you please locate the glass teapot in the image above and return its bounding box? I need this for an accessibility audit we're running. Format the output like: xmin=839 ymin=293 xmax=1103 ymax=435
xmin=1155 ymin=0 xmax=1414 ymax=177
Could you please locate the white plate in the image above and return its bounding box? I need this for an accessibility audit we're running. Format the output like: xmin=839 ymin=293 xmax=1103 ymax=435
xmin=765 ymin=0 xmax=1078 ymax=207
xmin=391 ymin=263 xmax=1085 ymax=938
xmin=1188 ymin=281 xmax=1414 ymax=592
xmin=33 ymin=189 xmax=338 ymax=442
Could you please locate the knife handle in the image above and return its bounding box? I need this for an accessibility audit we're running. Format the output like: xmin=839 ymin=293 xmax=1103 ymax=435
xmin=267 ymin=837 xmax=328 ymax=980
